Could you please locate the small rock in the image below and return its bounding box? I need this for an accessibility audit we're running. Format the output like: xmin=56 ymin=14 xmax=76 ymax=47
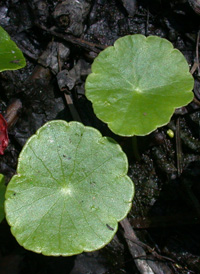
xmin=121 ymin=0 xmax=137 ymax=17
xmin=53 ymin=0 xmax=92 ymax=36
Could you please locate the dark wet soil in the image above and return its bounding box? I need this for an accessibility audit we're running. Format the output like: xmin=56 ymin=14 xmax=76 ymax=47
xmin=0 ymin=0 xmax=200 ymax=273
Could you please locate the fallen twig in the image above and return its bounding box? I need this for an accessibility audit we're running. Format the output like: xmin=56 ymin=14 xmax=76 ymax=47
xmin=4 ymin=99 xmax=22 ymax=129
xmin=120 ymin=218 xmax=173 ymax=274
xmin=57 ymin=44 xmax=82 ymax=122
xmin=176 ymin=117 xmax=183 ymax=176
xmin=36 ymin=24 xmax=106 ymax=54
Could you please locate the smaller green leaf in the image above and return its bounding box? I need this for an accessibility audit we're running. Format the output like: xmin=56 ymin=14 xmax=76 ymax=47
xmin=0 ymin=26 xmax=26 ymax=72
xmin=85 ymin=35 xmax=194 ymax=136
xmin=0 ymin=174 xmax=6 ymax=223
xmin=5 ymin=121 xmax=134 ymax=256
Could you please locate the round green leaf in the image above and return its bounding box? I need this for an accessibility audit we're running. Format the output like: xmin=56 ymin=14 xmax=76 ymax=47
xmin=0 ymin=26 xmax=26 ymax=72
xmin=85 ymin=34 xmax=194 ymax=136
xmin=0 ymin=174 xmax=6 ymax=223
xmin=5 ymin=121 xmax=134 ymax=256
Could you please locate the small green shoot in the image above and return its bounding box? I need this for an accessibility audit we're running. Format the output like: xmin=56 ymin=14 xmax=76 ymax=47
xmin=5 ymin=121 xmax=134 ymax=256
xmin=85 ymin=34 xmax=194 ymax=136
xmin=167 ymin=129 xmax=174 ymax=138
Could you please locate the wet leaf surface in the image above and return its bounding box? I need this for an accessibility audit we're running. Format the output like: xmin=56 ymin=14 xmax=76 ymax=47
xmin=86 ymin=34 xmax=194 ymax=136
xmin=5 ymin=121 xmax=134 ymax=256
xmin=0 ymin=26 xmax=26 ymax=72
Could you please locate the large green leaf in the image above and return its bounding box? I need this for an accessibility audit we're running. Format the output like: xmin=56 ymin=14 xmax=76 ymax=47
xmin=0 ymin=26 xmax=26 ymax=72
xmin=5 ymin=121 xmax=134 ymax=256
xmin=0 ymin=174 xmax=6 ymax=223
xmin=85 ymin=34 xmax=194 ymax=136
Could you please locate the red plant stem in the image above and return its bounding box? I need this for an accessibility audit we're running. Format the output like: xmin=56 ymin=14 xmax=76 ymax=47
xmin=0 ymin=114 xmax=9 ymax=155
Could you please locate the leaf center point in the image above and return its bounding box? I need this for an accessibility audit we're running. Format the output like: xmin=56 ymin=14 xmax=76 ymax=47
xmin=134 ymin=87 xmax=143 ymax=94
xmin=61 ymin=186 xmax=72 ymax=196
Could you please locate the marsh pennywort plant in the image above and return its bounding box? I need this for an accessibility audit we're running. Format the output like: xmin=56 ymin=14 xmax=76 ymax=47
xmin=3 ymin=34 xmax=194 ymax=257
xmin=0 ymin=26 xmax=26 ymax=72
xmin=5 ymin=121 xmax=134 ymax=256
xmin=85 ymin=34 xmax=194 ymax=136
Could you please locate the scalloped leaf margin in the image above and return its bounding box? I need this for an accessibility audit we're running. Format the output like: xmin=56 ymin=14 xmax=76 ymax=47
xmin=85 ymin=34 xmax=194 ymax=136
xmin=5 ymin=120 xmax=134 ymax=256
